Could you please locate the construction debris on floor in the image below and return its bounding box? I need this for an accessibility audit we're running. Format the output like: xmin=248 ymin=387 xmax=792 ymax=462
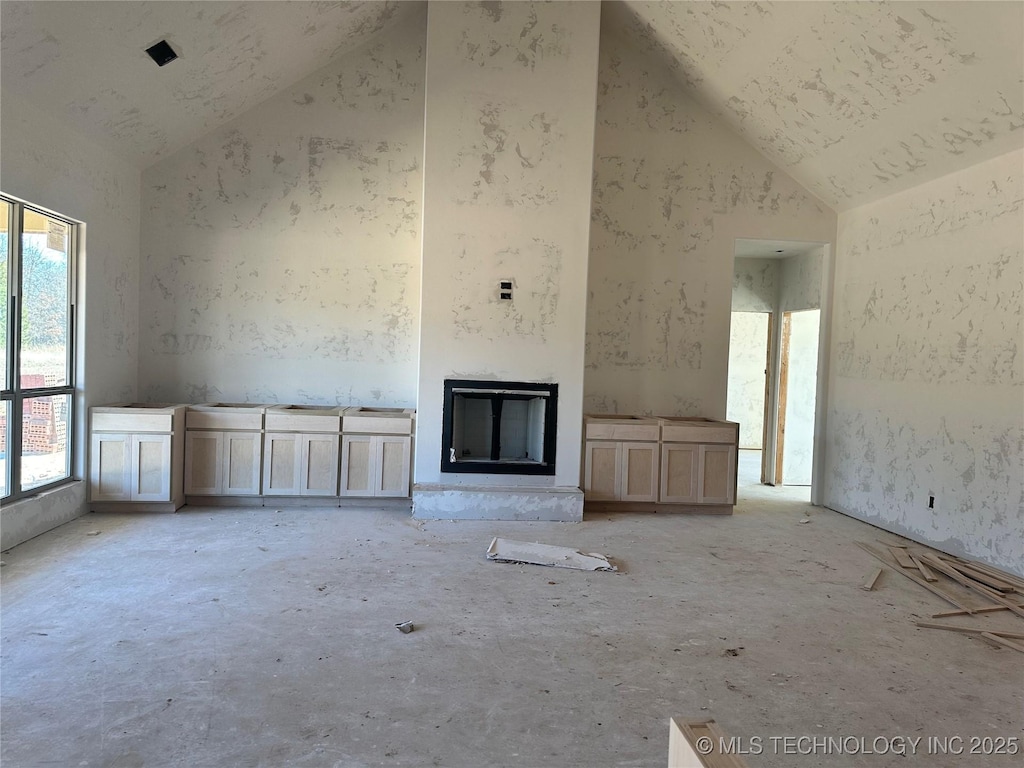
xmin=668 ymin=717 xmax=749 ymax=768
xmin=857 ymin=539 xmax=1024 ymax=652
xmin=485 ymin=537 xmax=617 ymax=571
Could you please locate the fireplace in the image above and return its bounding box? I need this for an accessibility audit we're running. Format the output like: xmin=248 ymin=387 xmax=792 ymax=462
xmin=441 ymin=379 xmax=557 ymax=475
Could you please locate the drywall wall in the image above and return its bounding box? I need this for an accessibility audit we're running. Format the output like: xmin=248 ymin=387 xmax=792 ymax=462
xmin=414 ymin=0 xmax=600 ymax=500
xmin=0 ymin=91 xmax=140 ymax=549
xmin=733 ymin=258 xmax=778 ymax=313
xmin=584 ymin=22 xmax=837 ymax=418
xmin=726 ymin=312 xmax=769 ymax=449
xmin=139 ymin=7 xmax=426 ymax=407
xmin=780 ymin=249 xmax=823 ymax=311
xmin=827 ymin=149 xmax=1023 ymax=575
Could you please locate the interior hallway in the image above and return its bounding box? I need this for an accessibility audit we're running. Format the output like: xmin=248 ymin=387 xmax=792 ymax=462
xmin=2 ymin=499 xmax=1019 ymax=768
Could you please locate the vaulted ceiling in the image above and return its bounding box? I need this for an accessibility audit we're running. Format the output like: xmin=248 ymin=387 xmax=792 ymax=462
xmin=1 ymin=1 xmax=410 ymax=167
xmin=615 ymin=1 xmax=1024 ymax=210
xmin=2 ymin=1 xmax=1021 ymax=211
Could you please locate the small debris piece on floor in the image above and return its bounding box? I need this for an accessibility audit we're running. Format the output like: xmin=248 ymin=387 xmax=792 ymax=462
xmin=86 ymin=531 xmax=101 ymax=536
xmin=724 ymin=648 xmax=741 ymax=656
xmin=798 ymin=518 xmax=811 ymax=524
xmin=485 ymin=537 xmax=617 ymax=572
xmin=395 ymin=621 xmax=414 ymax=634
xmin=861 ymin=567 xmax=884 ymax=591
xmin=258 ymin=546 xmax=268 ymax=552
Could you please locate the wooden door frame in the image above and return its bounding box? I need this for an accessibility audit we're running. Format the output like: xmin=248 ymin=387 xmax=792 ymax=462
xmin=774 ymin=312 xmax=793 ymax=485
xmin=760 ymin=313 xmax=774 ymax=484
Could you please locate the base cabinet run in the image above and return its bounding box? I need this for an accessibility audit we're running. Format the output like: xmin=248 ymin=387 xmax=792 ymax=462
xmin=583 ymin=415 xmax=738 ymax=512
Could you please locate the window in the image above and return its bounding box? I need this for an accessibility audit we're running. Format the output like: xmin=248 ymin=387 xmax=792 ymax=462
xmin=1 ymin=195 xmax=76 ymax=501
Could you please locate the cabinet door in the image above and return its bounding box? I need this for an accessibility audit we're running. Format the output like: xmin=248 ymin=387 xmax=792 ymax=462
xmin=375 ymin=435 xmax=411 ymax=497
xmin=223 ymin=432 xmax=262 ymax=495
xmin=263 ymin=432 xmax=302 ymax=496
xmin=301 ymin=433 xmax=340 ymax=496
xmin=584 ymin=441 xmax=621 ymax=500
xmin=185 ymin=431 xmax=222 ymax=495
xmin=131 ymin=433 xmax=172 ymax=502
xmin=90 ymin=433 xmax=132 ymax=501
xmin=698 ymin=444 xmax=736 ymax=505
xmin=340 ymin=435 xmax=374 ymax=496
xmin=620 ymin=442 xmax=659 ymax=502
xmin=660 ymin=443 xmax=698 ymax=503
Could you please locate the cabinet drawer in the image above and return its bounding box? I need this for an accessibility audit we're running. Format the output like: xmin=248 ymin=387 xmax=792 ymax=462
xmin=661 ymin=423 xmax=736 ymax=444
xmin=584 ymin=417 xmax=659 ymax=442
xmin=264 ymin=412 xmax=341 ymax=433
xmin=92 ymin=411 xmax=173 ymax=433
xmin=343 ymin=408 xmax=415 ymax=435
xmin=187 ymin=410 xmax=263 ymax=430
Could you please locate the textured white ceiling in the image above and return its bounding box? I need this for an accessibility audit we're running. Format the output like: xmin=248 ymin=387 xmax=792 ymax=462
xmin=2 ymin=1 xmax=1021 ymax=209
xmin=734 ymin=238 xmax=822 ymax=260
xmin=615 ymin=0 xmax=1024 ymax=210
xmin=1 ymin=1 xmax=410 ymax=167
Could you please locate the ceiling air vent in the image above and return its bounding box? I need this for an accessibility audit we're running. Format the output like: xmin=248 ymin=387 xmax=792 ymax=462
xmin=145 ymin=40 xmax=178 ymax=67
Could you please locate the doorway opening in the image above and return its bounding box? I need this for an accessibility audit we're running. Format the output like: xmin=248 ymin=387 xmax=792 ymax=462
xmin=728 ymin=238 xmax=829 ymax=501
xmin=726 ymin=311 xmax=771 ymax=484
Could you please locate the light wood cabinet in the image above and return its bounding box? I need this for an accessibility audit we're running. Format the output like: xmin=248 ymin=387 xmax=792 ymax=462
xmin=583 ymin=440 xmax=659 ymax=502
xmin=697 ymin=444 xmax=736 ymax=505
xmin=583 ymin=414 xmax=738 ymax=512
xmin=184 ymin=429 xmax=262 ymax=496
xmin=89 ymin=404 xmax=187 ymax=511
xmin=659 ymin=418 xmax=738 ymax=506
xmin=660 ymin=442 xmax=699 ymax=503
xmin=582 ymin=416 xmax=660 ymax=502
xmin=340 ymin=434 xmax=412 ymax=497
xmin=658 ymin=442 xmax=737 ymax=505
xmin=339 ymin=408 xmax=414 ymax=498
xmin=263 ymin=432 xmax=340 ymax=496
xmin=184 ymin=405 xmax=266 ymax=497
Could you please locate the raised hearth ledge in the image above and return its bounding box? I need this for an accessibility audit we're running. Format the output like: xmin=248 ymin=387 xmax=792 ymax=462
xmin=412 ymin=485 xmax=583 ymax=522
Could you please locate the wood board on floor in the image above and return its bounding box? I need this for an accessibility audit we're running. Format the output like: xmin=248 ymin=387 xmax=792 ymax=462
xmin=668 ymin=718 xmax=749 ymax=768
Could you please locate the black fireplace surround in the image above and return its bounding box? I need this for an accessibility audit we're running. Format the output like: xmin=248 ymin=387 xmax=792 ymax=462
xmin=441 ymin=379 xmax=557 ymax=475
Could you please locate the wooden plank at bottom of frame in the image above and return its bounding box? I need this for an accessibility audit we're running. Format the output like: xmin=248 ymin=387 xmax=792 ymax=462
xmin=669 ymin=718 xmax=749 ymax=768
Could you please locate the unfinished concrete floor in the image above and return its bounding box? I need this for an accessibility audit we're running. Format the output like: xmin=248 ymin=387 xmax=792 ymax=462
xmin=2 ymin=478 xmax=1021 ymax=767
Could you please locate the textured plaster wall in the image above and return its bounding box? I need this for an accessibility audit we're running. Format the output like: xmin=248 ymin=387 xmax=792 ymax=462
xmin=827 ymin=149 xmax=1023 ymax=575
xmin=780 ymin=249 xmax=823 ymax=311
xmin=726 ymin=312 xmax=768 ymax=449
xmin=416 ymin=1 xmax=601 ymax=489
xmin=1 ymin=91 xmax=140 ymax=549
xmin=732 ymin=257 xmax=778 ymax=312
xmin=584 ymin=24 xmax=836 ymax=418
xmin=139 ymin=8 xmax=425 ymax=406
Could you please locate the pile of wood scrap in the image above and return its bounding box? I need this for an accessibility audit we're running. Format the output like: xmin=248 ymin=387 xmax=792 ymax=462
xmin=856 ymin=540 xmax=1024 ymax=653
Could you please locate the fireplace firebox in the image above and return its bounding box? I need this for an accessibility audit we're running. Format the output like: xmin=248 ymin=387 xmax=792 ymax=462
xmin=441 ymin=379 xmax=557 ymax=475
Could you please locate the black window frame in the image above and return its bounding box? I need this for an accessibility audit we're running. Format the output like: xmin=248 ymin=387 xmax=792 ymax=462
xmin=1 ymin=194 xmax=78 ymax=502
